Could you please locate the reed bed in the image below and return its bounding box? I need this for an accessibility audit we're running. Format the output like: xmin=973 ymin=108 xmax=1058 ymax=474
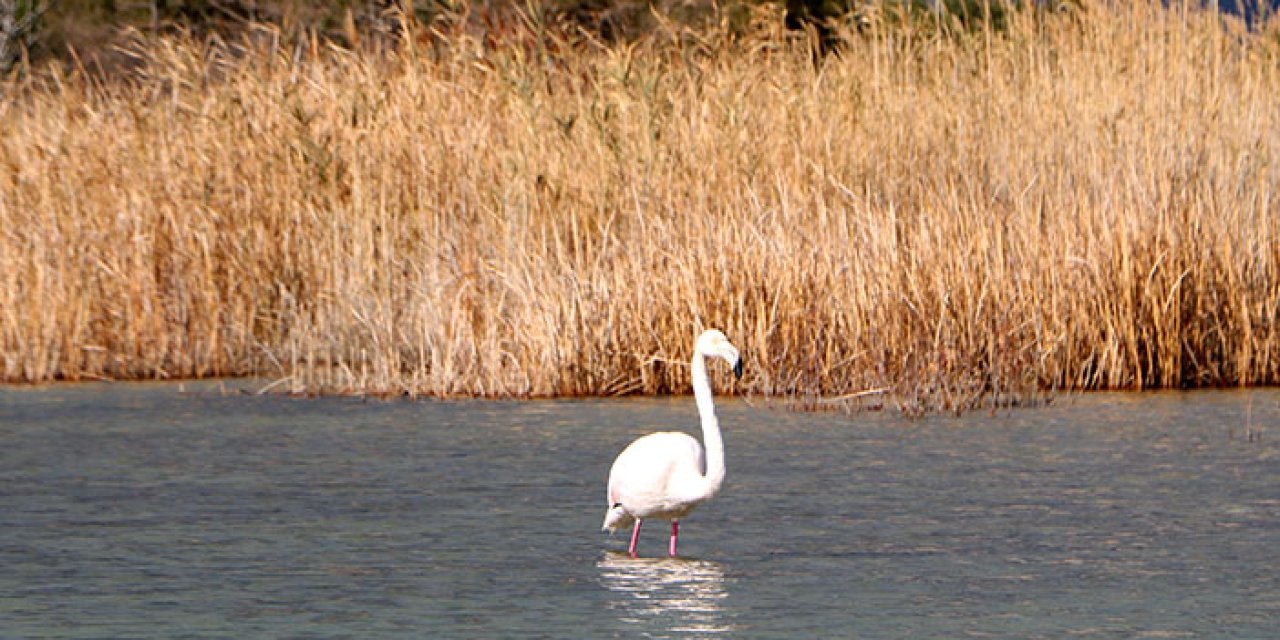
xmin=2 ymin=2 xmax=1278 ymax=412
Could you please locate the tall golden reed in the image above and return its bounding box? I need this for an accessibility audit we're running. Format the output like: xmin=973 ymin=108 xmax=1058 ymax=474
xmin=2 ymin=2 xmax=1277 ymax=412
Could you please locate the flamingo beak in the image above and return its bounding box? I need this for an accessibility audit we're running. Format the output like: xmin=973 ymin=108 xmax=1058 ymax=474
xmin=732 ymin=356 xmax=744 ymax=380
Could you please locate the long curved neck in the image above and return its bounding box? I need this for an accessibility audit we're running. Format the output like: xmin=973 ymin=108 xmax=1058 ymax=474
xmin=691 ymin=348 xmax=725 ymax=499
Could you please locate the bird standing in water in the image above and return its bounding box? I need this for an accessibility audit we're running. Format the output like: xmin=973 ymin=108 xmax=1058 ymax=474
xmin=602 ymin=330 xmax=743 ymax=557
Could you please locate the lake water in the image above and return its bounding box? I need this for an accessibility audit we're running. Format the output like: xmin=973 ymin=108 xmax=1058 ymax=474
xmin=2 ymin=383 xmax=1277 ymax=638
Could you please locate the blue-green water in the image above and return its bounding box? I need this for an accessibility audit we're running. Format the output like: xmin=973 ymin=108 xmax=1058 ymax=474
xmin=2 ymin=383 xmax=1277 ymax=638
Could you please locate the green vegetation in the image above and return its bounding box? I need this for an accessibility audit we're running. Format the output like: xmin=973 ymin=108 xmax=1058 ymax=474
xmin=7 ymin=0 xmax=1076 ymax=75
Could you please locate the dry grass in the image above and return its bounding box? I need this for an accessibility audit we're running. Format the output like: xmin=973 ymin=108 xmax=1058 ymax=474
xmin=2 ymin=1 xmax=1278 ymax=413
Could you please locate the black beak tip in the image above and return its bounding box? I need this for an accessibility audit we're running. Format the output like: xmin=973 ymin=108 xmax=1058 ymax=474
xmin=733 ymin=358 xmax=744 ymax=380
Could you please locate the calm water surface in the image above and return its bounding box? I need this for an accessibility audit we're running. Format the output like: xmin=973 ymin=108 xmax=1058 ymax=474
xmin=2 ymin=383 xmax=1278 ymax=638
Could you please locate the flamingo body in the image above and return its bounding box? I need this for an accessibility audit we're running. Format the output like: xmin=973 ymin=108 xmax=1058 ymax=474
xmin=604 ymin=431 xmax=706 ymax=531
xmin=602 ymin=329 xmax=742 ymax=557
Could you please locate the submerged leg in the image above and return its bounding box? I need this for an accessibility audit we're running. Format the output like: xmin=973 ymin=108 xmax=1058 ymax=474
xmin=669 ymin=520 xmax=679 ymax=557
xmin=628 ymin=519 xmax=643 ymax=558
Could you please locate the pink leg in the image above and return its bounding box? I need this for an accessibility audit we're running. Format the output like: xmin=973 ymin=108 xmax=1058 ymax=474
xmin=628 ymin=519 xmax=643 ymax=558
xmin=669 ymin=520 xmax=679 ymax=557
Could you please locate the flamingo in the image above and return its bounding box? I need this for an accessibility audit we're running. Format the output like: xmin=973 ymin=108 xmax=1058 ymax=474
xmin=602 ymin=329 xmax=743 ymax=557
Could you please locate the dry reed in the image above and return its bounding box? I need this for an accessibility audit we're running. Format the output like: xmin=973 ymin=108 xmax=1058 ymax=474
xmin=2 ymin=1 xmax=1278 ymax=413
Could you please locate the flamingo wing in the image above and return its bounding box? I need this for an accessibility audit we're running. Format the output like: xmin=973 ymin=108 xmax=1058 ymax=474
xmin=604 ymin=431 xmax=704 ymax=524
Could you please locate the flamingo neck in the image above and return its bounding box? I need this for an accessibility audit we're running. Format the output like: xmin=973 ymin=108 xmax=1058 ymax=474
xmin=691 ymin=348 xmax=725 ymax=500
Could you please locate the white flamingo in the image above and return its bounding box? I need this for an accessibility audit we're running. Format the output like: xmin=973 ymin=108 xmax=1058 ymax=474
xmin=602 ymin=329 xmax=743 ymax=557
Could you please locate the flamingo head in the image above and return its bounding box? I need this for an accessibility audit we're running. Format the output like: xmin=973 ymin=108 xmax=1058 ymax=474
xmin=695 ymin=329 xmax=744 ymax=379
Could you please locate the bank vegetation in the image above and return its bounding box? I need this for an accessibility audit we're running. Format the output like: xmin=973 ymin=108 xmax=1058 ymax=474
xmin=2 ymin=1 xmax=1278 ymax=413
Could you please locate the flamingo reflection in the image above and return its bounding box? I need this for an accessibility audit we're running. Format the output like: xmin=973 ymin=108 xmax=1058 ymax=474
xmin=596 ymin=551 xmax=732 ymax=636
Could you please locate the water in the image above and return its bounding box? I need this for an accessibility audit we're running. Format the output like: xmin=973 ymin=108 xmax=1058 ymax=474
xmin=2 ymin=383 xmax=1277 ymax=638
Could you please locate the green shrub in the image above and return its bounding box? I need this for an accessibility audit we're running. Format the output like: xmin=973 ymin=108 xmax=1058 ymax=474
xmin=1 ymin=0 xmax=48 ymax=74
